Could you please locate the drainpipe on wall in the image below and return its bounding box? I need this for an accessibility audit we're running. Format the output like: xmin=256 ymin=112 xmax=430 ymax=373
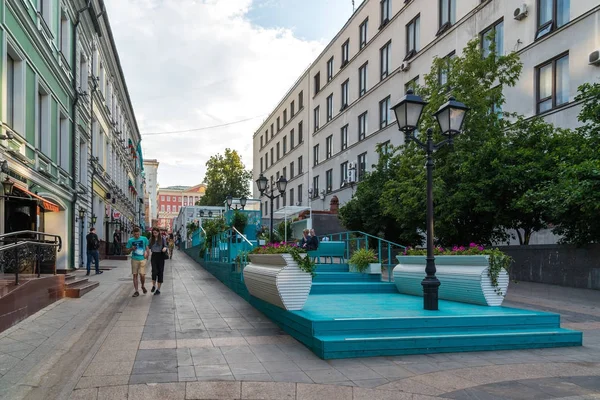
xmin=71 ymin=0 xmax=93 ymax=270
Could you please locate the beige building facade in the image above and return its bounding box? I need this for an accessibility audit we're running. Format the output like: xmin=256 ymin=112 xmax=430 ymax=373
xmin=253 ymin=0 xmax=600 ymax=224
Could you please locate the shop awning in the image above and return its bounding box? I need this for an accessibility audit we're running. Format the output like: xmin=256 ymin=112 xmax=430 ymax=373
xmin=13 ymin=187 xmax=61 ymax=212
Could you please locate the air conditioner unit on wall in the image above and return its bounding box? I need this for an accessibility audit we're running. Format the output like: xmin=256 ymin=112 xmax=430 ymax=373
xmin=399 ymin=62 xmax=410 ymax=72
xmin=514 ymin=4 xmax=528 ymax=20
xmin=589 ymin=50 xmax=600 ymax=66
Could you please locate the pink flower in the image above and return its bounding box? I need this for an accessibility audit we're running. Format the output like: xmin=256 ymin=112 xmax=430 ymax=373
xmin=452 ymin=246 xmax=459 ymax=251
xmin=478 ymin=246 xmax=484 ymax=251
xmin=458 ymin=246 xmax=465 ymax=251
xmin=469 ymin=242 xmax=477 ymax=248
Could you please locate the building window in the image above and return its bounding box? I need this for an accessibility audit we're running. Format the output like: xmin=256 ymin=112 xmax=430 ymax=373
xmin=161 ymin=205 xmax=165 ymax=212
xmin=6 ymin=54 xmax=15 ymax=129
xmin=38 ymin=0 xmax=51 ymax=25
xmin=358 ymin=152 xmax=367 ymax=181
xmin=60 ymin=11 xmax=71 ymax=58
xmin=290 ymin=129 xmax=295 ymax=148
xmin=482 ymin=19 xmax=504 ymax=57
xmin=290 ymin=188 xmax=294 ymax=206
xmin=167 ymin=205 xmax=171 ymax=213
xmin=290 ymin=161 xmax=295 ymax=178
xmin=283 ymin=166 xmax=287 ymax=179
xmin=537 ymin=53 xmax=569 ymax=114
xmin=283 ymin=109 xmax=287 ymax=124
xmin=438 ymin=51 xmax=456 ymax=87
xmin=299 ymin=91 xmax=304 ymax=108
xmin=340 ymin=162 xmax=348 ymax=186
xmin=38 ymin=89 xmax=50 ymax=155
xmin=359 ymin=18 xmax=368 ymax=49
xmin=326 ymin=94 xmax=334 ymax=122
xmin=260 ymin=135 xmax=264 ymax=148
xmin=341 ymin=125 xmax=348 ymax=150
xmin=277 ymin=116 xmax=281 ymax=131
xmin=313 ymin=144 xmax=320 ymax=166
xmin=298 ymin=121 xmax=303 ymax=143
xmin=291 ymin=100 xmax=295 ymax=116
xmin=341 ymin=40 xmax=350 ymax=66
xmin=326 ymin=135 xmax=333 ymax=159
xmin=58 ymin=114 xmax=69 ymax=170
xmin=327 ymin=57 xmax=334 ymax=81
xmin=358 ymin=112 xmax=367 ymax=141
xmin=314 ymin=106 xmax=320 ymax=132
xmin=537 ymin=0 xmax=570 ymax=39
xmin=405 ymin=76 xmax=419 ymax=94
xmin=265 ymin=152 xmax=269 ymax=168
xmin=277 ymin=142 xmax=281 ymax=160
xmin=260 ymin=157 xmax=264 ymax=173
xmin=298 ymin=184 xmax=303 ymax=204
xmin=298 ymin=156 xmax=304 ymax=174
xmin=359 ymin=62 xmax=368 ymax=97
xmin=326 ymin=169 xmax=333 ymax=193
xmin=167 ymin=196 xmax=170 ymax=201
xmin=270 ymin=123 xmax=274 ymax=138
xmin=380 ymin=0 xmax=390 ymax=27
xmin=79 ymin=53 xmax=88 ymax=93
xmin=438 ymin=0 xmax=456 ymax=35
xmin=314 ymin=72 xmax=321 ymax=95
xmin=379 ymin=96 xmax=391 ymax=129
xmin=341 ymin=79 xmax=349 ymax=109
xmin=380 ymin=41 xmax=391 ymax=80
xmin=270 ymin=148 xmax=274 ymax=165
xmin=283 ymin=136 xmax=287 ymax=154
xmin=161 ymin=196 xmax=165 ymax=201
xmin=405 ymin=15 xmax=420 ymax=60
xmin=313 ymin=176 xmax=319 ymax=197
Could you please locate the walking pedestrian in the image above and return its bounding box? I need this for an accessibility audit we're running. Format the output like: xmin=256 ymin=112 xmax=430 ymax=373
xmin=168 ymin=233 xmax=175 ymax=259
xmin=125 ymin=227 xmax=149 ymax=297
xmin=149 ymin=227 xmax=168 ymax=295
xmin=85 ymin=227 xmax=103 ymax=276
xmin=309 ymin=229 xmax=320 ymax=250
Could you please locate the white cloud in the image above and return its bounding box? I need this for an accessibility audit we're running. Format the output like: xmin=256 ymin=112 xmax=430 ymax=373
xmin=104 ymin=0 xmax=326 ymax=188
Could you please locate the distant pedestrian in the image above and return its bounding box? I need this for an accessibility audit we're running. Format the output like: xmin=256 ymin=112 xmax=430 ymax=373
xmin=309 ymin=229 xmax=320 ymax=250
xmin=300 ymin=229 xmax=310 ymax=249
xmin=113 ymin=229 xmax=122 ymax=255
xmin=125 ymin=227 xmax=149 ymax=297
xmin=149 ymin=227 xmax=168 ymax=295
xmin=85 ymin=227 xmax=103 ymax=276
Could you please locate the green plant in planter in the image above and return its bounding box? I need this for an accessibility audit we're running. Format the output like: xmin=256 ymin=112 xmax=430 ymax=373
xmin=349 ymin=248 xmax=378 ymax=273
xmin=403 ymin=244 xmax=512 ymax=295
xmin=250 ymin=243 xmax=316 ymax=277
xmin=231 ymin=210 xmax=248 ymax=234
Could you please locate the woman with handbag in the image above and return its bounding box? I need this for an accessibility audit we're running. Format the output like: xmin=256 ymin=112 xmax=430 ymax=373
xmin=149 ymin=227 xmax=168 ymax=295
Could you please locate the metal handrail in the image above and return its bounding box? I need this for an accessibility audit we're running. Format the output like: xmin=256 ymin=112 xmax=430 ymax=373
xmin=322 ymin=230 xmax=405 ymax=249
xmin=231 ymin=227 xmax=253 ymax=247
xmin=0 ymin=230 xmax=62 ymax=252
xmin=0 ymin=240 xmax=61 ymax=285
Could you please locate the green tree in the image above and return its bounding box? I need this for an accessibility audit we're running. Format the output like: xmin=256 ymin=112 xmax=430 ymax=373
xmin=540 ymin=82 xmax=600 ymax=245
xmin=199 ymin=149 xmax=252 ymax=206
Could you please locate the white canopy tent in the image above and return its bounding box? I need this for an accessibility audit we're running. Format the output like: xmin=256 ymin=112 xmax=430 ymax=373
xmin=272 ymin=205 xmax=312 ymax=242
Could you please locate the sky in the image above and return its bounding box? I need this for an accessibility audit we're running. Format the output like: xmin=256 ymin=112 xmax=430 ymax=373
xmin=104 ymin=0 xmax=355 ymax=189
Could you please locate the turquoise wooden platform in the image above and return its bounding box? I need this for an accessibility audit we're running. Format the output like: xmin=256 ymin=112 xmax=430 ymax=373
xmin=183 ymin=248 xmax=583 ymax=360
xmin=250 ymin=292 xmax=582 ymax=359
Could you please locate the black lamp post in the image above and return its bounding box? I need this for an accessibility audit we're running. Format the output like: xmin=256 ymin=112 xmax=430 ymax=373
xmin=2 ymin=177 xmax=14 ymax=197
xmin=392 ymin=90 xmax=469 ymax=311
xmin=78 ymin=208 xmax=86 ymax=268
xmin=91 ymin=214 xmax=97 ymax=226
xmin=256 ymin=174 xmax=287 ymax=243
xmin=226 ymin=195 xmax=248 ymax=210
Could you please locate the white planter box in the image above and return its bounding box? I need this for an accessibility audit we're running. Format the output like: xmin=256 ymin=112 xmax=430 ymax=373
xmin=259 ymin=240 xmax=266 ymax=245
xmin=393 ymin=255 xmax=509 ymax=306
xmin=349 ymin=263 xmax=382 ymax=274
xmin=244 ymin=253 xmax=312 ymax=311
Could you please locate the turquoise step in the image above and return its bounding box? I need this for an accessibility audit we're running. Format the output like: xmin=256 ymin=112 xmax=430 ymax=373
xmin=314 ymin=328 xmax=583 ymax=359
xmin=310 ymin=282 xmax=398 ymax=294
xmin=315 ymin=264 xmax=349 ymax=272
xmin=313 ymin=272 xmax=382 ymax=283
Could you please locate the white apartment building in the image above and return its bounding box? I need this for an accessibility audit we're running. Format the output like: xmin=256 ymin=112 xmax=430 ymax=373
xmin=144 ymin=159 xmax=159 ymax=223
xmin=253 ymin=0 xmax=600 ymax=217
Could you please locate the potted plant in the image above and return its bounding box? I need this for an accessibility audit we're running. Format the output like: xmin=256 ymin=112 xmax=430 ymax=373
xmin=231 ymin=210 xmax=248 ymax=235
xmin=349 ymin=248 xmax=381 ymax=274
xmin=394 ymin=243 xmax=512 ymax=306
xmin=243 ymin=243 xmax=316 ymax=311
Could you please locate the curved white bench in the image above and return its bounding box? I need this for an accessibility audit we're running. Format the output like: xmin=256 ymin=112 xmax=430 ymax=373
xmin=393 ymin=255 xmax=509 ymax=306
xmin=243 ymin=253 xmax=312 ymax=311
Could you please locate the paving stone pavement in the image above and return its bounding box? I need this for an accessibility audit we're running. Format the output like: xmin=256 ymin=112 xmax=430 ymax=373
xmin=1 ymin=250 xmax=599 ymax=400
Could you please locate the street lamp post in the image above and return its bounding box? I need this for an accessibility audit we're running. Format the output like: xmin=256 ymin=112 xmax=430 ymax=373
xmin=226 ymin=195 xmax=247 ymax=210
xmin=392 ymin=90 xmax=469 ymax=311
xmin=78 ymin=208 xmax=86 ymax=268
xmin=256 ymin=174 xmax=287 ymax=243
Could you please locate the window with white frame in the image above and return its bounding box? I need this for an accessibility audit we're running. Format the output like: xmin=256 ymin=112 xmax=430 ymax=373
xmin=326 ymin=169 xmax=333 ymax=193
xmin=312 ymin=176 xmax=319 ymax=197
xmin=327 ymin=57 xmax=334 ymax=81
xmin=38 ymin=0 xmax=51 ymax=27
xmin=340 ymin=162 xmax=348 ymax=186
xmin=60 ymin=11 xmax=71 ymax=59
xmin=326 ymin=135 xmax=333 ymax=159
xmin=341 ymin=40 xmax=350 ymax=66
xmin=58 ymin=113 xmax=69 ymax=170
xmin=359 ymin=18 xmax=368 ymax=49
xmin=341 ymin=125 xmax=348 ymax=150
xmin=6 ymin=53 xmax=16 ymax=129
xmin=358 ymin=112 xmax=367 ymax=141
xmin=341 ymin=79 xmax=349 ymax=109
xmin=314 ymin=106 xmax=320 ymax=132
xmin=37 ymin=87 xmax=50 ymax=155
xmin=359 ymin=62 xmax=368 ymax=97
xmin=79 ymin=139 xmax=87 ymax=184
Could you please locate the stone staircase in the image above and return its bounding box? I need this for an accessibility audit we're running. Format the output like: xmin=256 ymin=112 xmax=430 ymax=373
xmin=64 ymin=273 xmax=99 ymax=298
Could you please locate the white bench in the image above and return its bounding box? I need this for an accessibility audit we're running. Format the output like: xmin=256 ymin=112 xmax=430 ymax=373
xmin=393 ymin=255 xmax=509 ymax=306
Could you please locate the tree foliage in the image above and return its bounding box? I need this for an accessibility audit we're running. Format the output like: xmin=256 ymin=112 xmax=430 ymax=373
xmin=199 ymin=149 xmax=252 ymax=206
